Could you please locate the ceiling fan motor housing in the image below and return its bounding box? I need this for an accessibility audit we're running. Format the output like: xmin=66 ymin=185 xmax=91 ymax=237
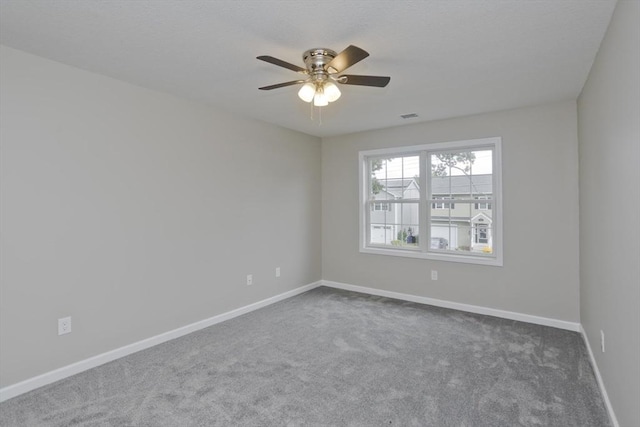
xmin=303 ymin=48 xmax=337 ymax=84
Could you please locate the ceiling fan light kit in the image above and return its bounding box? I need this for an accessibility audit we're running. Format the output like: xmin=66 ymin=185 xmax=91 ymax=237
xmin=323 ymin=82 xmax=341 ymax=102
xmin=298 ymin=83 xmax=316 ymax=103
xmin=257 ymin=45 xmax=390 ymax=108
xmin=312 ymin=88 xmax=329 ymax=107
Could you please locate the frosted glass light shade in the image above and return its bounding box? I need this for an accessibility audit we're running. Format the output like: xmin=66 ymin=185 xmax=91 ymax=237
xmin=298 ymin=83 xmax=315 ymax=103
xmin=313 ymin=92 xmax=328 ymax=106
xmin=324 ymin=82 xmax=341 ymax=102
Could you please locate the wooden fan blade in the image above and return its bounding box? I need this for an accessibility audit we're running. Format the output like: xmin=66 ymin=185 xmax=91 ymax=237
xmin=259 ymin=80 xmax=307 ymax=90
xmin=257 ymin=56 xmax=307 ymax=73
xmin=340 ymin=75 xmax=391 ymax=87
xmin=327 ymin=45 xmax=369 ymax=73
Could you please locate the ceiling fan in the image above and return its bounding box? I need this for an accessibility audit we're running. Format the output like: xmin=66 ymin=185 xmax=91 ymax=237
xmin=257 ymin=45 xmax=390 ymax=107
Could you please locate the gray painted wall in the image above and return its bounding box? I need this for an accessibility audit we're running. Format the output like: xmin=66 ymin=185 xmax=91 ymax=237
xmin=577 ymin=1 xmax=640 ymax=425
xmin=0 ymin=46 xmax=322 ymax=387
xmin=322 ymin=102 xmax=580 ymax=322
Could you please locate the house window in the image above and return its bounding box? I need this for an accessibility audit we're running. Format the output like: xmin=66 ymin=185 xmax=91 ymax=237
xmin=371 ymin=202 xmax=392 ymax=211
xmin=475 ymin=196 xmax=492 ymax=210
xmin=359 ymin=137 xmax=502 ymax=266
xmin=431 ymin=197 xmax=455 ymax=209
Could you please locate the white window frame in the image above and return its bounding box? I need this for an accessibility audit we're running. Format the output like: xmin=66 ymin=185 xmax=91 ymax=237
xmin=359 ymin=137 xmax=503 ymax=266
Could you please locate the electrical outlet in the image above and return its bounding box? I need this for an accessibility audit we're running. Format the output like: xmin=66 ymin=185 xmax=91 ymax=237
xmin=246 ymin=274 xmax=253 ymax=286
xmin=600 ymin=330 xmax=605 ymax=353
xmin=431 ymin=270 xmax=438 ymax=281
xmin=275 ymin=267 xmax=281 ymax=277
xmin=58 ymin=317 xmax=72 ymax=335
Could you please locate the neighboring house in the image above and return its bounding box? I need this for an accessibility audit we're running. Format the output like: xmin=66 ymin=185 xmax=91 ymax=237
xmin=370 ymin=178 xmax=420 ymax=245
xmin=370 ymin=174 xmax=493 ymax=252
xmin=431 ymin=174 xmax=493 ymax=252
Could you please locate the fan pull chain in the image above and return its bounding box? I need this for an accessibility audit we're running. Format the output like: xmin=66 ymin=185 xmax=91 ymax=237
xmin=307 ymin=103 xmax=322 ymax=126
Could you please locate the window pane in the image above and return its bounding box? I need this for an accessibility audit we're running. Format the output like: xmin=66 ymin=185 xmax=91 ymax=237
xmin=429 ymin=148 xmax=494 ymax=255
xmin=430 ymin=201 xmax=493 ymax=255
xmin=369 ymin=202 xmax=419 ymax=249
xmin=430 ymin=150 xmax=493 ymax=199
xmin=369 ymin=155 xmax=420 ymax=201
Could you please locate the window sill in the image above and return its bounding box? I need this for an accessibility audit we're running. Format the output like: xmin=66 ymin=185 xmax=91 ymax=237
xmin=360 ymin=246 xmax=503 ymax=266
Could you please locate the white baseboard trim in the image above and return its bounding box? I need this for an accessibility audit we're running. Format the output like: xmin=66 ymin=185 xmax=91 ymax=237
xmin=0 ymin=281 xmax=322 ymax=403
xmin=580 ymin=325 xmax=619 ymax=427
xmin=320 ymin=280 xmax=581 ymax=332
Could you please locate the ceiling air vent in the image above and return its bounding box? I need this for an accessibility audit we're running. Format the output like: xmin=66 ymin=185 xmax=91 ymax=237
xmin=400 ymin=113 xmax=419 ymax=119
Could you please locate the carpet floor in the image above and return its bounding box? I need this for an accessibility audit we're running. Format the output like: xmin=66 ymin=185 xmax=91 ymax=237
xmin=0 ymin=286 xmax=610 ymax=426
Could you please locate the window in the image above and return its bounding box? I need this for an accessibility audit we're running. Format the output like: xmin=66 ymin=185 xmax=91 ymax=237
xmin=475 ymin=196 xmax=492 ymax=210
xmin=432 ymin=196 xmax=455 ymax=209
xmin=359 ymin=137 xmax=502 ymax=266
xmin=372 ymin=202 xmax=392 ymax=211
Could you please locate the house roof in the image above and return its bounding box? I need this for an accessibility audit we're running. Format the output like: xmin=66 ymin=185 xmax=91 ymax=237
xmin=379 ymin=178 xmax=418 ymax=198
xmin=378 ymin=175 xmax=492 ymax=196
xmin=431 ymin=174 xmax=492 ymax=195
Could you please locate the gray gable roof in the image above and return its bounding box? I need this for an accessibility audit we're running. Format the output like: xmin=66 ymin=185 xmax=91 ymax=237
xmin=379 ymin=178 xmax=417 ymax=197
xmin=378 ymin=175 xmax=492 ymax=196
xmin=431 ymin=174 xmax=492 ymax=195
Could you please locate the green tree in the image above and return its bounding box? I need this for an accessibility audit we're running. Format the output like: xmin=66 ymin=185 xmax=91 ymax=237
xmin=371 ymin=159 xmax=390 ymax=194
xmin=431 ymin=152 xmax=487 ymax=196
xmin=431 ymin=152 xmax=476 ymax=177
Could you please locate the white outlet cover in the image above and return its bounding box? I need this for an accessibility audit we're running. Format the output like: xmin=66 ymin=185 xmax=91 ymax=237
xmin=58 ymin=316 xmax=72 ymax=335
xmin=431 ymin=270 xmax=438 ymax=280
xmin=276 ymin=267 xmax=281 ymax=277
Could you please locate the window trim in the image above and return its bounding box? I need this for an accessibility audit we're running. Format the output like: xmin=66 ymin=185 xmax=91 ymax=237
xmin=359 ymin=137 xmax=503 ymax=266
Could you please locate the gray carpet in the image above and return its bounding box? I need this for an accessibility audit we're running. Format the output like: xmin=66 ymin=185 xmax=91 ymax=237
xmin=0 ymin=286 xmax=610 ymax=426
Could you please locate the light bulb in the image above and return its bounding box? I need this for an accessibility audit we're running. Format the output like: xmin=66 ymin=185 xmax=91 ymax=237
xmin=313 ymin=91 xmax=328 ymax=107
xmin=324 ymin=81 xmax=341 ymax=102
xmin=298 ymin=83 xmax=315 ymax=103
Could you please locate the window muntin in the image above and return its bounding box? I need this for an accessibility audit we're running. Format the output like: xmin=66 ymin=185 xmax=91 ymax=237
xmin=360 ymin=138 xmax=502 ymax=266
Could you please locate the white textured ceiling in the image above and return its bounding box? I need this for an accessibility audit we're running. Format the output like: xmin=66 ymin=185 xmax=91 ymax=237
xmin=0 ymin=0 xmax=616 ymax=137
